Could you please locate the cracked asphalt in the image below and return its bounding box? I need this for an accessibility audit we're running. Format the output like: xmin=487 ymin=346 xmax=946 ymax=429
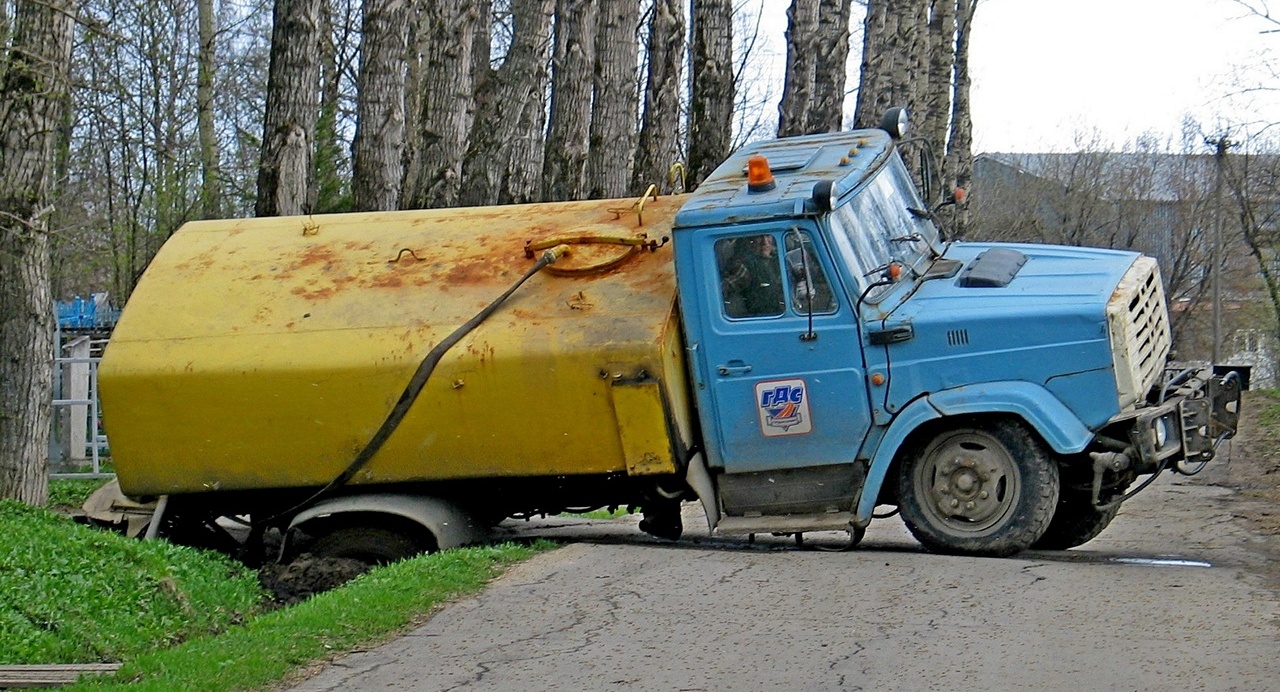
xmin=287 ymin=454 xmax=1280 ymax=691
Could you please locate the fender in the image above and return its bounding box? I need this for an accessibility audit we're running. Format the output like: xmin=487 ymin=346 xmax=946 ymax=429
xmin=854 ymin=381 xmax=1095 ymax=525
xmin=288 ymin=493 xmax=488 ymax=551
xmin=854 ymin=396 xmax=942 ymax=525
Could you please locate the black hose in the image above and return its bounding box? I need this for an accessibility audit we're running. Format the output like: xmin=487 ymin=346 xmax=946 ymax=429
xmin=265 ymin=245 xmax=567 ymax=525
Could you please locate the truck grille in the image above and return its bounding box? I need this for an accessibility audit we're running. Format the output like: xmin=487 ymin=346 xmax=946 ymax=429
xmin=1106 ymin=256 xmax=1171 ymax=410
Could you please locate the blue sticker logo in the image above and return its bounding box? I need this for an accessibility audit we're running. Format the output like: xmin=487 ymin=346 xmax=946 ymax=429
xmin=754 ymin=379 xmax=813 ymax=436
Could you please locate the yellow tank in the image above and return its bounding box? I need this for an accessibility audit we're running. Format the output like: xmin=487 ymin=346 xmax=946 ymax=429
xmin=99 ymin=196 xmax=695 ymax=497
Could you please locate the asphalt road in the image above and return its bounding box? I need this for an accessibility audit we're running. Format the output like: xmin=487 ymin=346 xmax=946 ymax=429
xmin=288 ymin=462 xmax=1280 ymax=691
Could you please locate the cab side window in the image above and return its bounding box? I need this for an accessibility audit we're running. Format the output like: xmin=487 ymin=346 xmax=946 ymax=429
xmin=784 ymin=233 xmax=837 ymax=314
xmin=716 ymin=234 xmax=785 ymax=319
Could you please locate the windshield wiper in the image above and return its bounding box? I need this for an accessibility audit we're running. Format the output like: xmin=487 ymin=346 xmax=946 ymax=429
xmin=906 ymin=206 xmax=934 ymax=220
xmin=889 ymin=233 xmax=924 ymax=244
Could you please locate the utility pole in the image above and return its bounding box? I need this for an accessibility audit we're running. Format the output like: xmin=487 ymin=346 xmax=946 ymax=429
xmin=1205 ymin=135 xmax=1232 ymax=363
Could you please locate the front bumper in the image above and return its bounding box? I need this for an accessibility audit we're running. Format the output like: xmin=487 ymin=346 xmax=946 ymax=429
xmin=1117 ymin=364 xmax=1243 ymax=472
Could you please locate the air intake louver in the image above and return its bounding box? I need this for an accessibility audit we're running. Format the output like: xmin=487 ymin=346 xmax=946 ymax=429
xmin=946 ymin=329 xmax=969 ymax=347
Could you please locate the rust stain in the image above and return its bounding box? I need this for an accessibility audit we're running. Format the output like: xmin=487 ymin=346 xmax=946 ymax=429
xmin=443 ymin=253 xmax=519 ymax=286
xmin=294 ymin=244 xmax=338 ymax=269
xmin=370 ymin=273 xmax=404 ymax=289
xmin=292 ymin=285 xmax=335 ymax=301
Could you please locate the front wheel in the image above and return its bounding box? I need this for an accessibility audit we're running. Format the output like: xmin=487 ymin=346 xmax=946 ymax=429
xmin=898 ymin=421 xmax=1059 ymax=557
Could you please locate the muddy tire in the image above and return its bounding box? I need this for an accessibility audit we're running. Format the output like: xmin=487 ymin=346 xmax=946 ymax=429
xmin=1032 ymin=490 xmax=1120 ymax=550
xmin=307 ymin=525 xmax=430 ymax=565
xmin=898 ymin=421 xmax=1059 ymax=557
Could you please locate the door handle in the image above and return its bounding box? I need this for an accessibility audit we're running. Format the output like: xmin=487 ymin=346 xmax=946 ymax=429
xmin=717 ymin=360 xmax=754 ymax=376
xmin=868 ymin=324 xmax=914 ymax=345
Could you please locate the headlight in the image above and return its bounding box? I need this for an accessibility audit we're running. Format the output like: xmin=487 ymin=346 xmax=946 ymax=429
xmin=1154 ymin=417 xmax=1170 ymax=448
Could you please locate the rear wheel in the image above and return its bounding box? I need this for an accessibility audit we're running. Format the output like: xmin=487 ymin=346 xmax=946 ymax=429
xmin=306 ymin=524 xmax=431 ymax=565
xmin=1032 ymin=489 xmax=1120 ymax=550
xmin=898 ymin=421 xmax=1059 ymax=557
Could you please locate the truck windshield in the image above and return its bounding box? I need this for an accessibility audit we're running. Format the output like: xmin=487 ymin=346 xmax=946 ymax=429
xmin=828 ymin=155 xmax=940 ymax=300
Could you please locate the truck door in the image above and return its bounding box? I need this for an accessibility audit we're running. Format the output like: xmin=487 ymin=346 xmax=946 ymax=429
xmin=690 ymin=225 xmax=873 ymax=476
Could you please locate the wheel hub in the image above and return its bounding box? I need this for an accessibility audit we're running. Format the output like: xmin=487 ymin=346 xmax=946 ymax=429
xmin=932 ymin=453 xmax=1007 ymax=525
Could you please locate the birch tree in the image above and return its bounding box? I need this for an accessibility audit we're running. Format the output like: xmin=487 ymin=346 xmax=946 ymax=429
xmin=631 ymin=0 xmax=685 ymax=194
xmin=810 ymin=0 xmax=853 ymax=132
xmin=586 ymin=0 xmax=639 ymax=199
xmin=688 ymin=0 xmax=733 ymax=188
xmin=403 ymin=0 xmax=483 ymax=209
xmin=351 ymin=0 xmax=409 ymax=211
xmin=460 ymin=0 xmax=553 ymax=206
xmin=542 ymin=0 xmax=597 ymax=202
xmin=776 ymin=0 xmax=818 ymax=137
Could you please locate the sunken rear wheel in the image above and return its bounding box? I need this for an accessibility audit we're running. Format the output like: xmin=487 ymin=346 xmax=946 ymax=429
xmin=1032 ymin=489 xmax=1120 ymax=550
xmin=898 ymin=421 xmax=1060 ymax=557
xmin=307 ymin=524 xmax=433 ymax=565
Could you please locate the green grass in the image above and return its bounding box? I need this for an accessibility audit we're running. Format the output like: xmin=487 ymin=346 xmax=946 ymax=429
xmin=67 ymin=541 xmax=553 ymax=691
xmin=564 ymin=507 xmax=632 ymax=520
xmin=0 ymin=501 xmax=262 ymax=665
xmin=47 ymin=477 xmax=112 ymax=511
xmin=2 ymin=499 xmax=553 ymax=690
xmin=1253 ymin=389 xmax=1280 ymax=428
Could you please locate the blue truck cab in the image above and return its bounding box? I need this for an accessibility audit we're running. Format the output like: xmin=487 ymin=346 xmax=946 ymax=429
xmin=673 ymin=119 xmax=1242 ymax=556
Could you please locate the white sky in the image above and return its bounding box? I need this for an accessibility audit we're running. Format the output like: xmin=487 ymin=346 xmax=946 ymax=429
xmin=751 ymin=0 xmax=1280 ymax=153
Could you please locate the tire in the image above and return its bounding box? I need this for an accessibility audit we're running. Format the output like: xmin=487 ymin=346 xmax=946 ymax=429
xmin=898 ymin=421 xmax=1059 ymax=557
xmin=1032 ymin=489 xmax=1120 ymax=550
xmin=306 ymin=524 xmax=430 ymax=565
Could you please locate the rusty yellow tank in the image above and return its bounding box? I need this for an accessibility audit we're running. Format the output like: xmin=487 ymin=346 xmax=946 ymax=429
xmin=99 ymin=196 xmax=695 ymax=497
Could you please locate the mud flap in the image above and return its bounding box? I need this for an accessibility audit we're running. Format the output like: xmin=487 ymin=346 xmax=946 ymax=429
xmin=684 ymin=452 xmax=720 ymax=531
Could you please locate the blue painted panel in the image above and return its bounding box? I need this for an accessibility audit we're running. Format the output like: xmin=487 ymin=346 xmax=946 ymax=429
xmin=676 ymin=221 xmax=872 ymax=474
xmin=926 ymin=382 xmax=1095 ymax=453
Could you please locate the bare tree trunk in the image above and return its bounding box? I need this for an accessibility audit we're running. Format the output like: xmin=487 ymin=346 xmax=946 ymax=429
xmin=0 ymin=0 xmax=75 ymax=505
xmin=631 ymin=0 xmax=685 ymax=194
xmin=944 ymin=0 xmax=976 ymax=237
xmin=852 ymin=0 xmax=889 ymax=127
xmin=810 ymin=0 xmax=853 ymax=133
xmin=256 ymin=0 xmax=321 ymax=217
xmin=403 ymin=0 xmax=481 ymax=209
xmin=777 ymin=0 xmax=818 ymax=137
xmin=586 ymin=0 xmax=639 ymax=199
xmin=688 ymin=0 xmax=733 ymax=188
xmin=461 ymin=0 xmax=553 ymax=206
xmin=923 ymin=0 xmax=955 ymax=154
xmin=314 ymin=0 xmax=350 ymax=213
xmin=352 ymin=0 xmax=410 ymax=211
xmin=853 ymin=0 xmax=927 ymax=128
xmin=542 ymin=0 xmax=598 ymax=202
xmin=197 ymin=0 xmax=221 ymax=219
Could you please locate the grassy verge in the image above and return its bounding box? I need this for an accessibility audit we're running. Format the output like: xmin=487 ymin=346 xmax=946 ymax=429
xmin=3 ymin=499 xmax=554 ymax=690
xmin=0 ymin=501 xmax=262 ymax=665
xmin=68 ymin=542 xmax=552 ymax=691
xmin=47 ymin=477 xmax=112 ymax=511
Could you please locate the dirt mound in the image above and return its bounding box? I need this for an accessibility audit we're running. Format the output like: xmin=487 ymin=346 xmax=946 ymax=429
xmin=258 ymin=554 xmax=372 ymax=606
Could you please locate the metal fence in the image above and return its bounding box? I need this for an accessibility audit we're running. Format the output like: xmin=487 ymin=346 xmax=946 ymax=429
xmin=50 ymin=330 xmax=112 ymax=479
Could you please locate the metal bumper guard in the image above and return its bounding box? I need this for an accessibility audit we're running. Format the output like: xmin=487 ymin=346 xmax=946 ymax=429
xmin=1127 ymin=365 xmax=1243 ymax=472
